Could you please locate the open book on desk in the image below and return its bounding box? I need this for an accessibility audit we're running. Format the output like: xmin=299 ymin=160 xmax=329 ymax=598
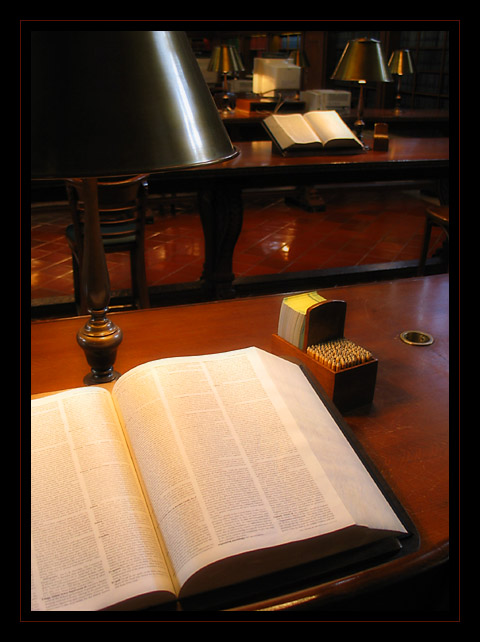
xmin=263 ymin=110 xmax=364 ymax=154
xmin=31 ymin=347 xmax=416 ymax=612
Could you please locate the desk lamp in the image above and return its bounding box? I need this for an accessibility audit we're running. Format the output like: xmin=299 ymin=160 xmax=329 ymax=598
xmin=208 ymin=44 xmax=245 ymax=112
xmin=388 ymin=49 xmax=415 ymax=112
xmin=331 ymin=37 xmax=392 ymax=142
xmin=31 ymin=31 xmax=237 ymax=385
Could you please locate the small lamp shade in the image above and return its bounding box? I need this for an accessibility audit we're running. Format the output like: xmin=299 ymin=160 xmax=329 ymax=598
xmin=331 ymin=37 xmax=392 ymax=83
xmin=388 ymin=49 xmax=415 ymax=76
xmin=208 ymin=45 xmax=245 ymax=74
xmin=31 ymin=31 xmax=237 ymax=179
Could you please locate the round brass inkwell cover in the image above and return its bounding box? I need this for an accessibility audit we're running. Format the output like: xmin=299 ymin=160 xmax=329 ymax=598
xmin=400 ymin=330 xmax=434 ymax=346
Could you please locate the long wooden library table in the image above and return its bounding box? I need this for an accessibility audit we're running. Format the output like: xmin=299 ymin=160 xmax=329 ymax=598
xmin=29 ymin=275 xmax=451 ymax=613
xmin=148 ymin=137 xmax=449 ymax=298
xmin=221 ymin=108 xmax=449 ymax=140
xmin=152 ymin=137 xmax=449 ymax=191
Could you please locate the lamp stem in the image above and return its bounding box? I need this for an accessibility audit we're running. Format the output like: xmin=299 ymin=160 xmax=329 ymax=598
xmin=219 ymin=72 xmax=231 ymax=112
xmin=354 ymin=82 xmax=366 ymax=140
xmin=80 ymin=178 xmax=110 ymax=310
xmin=394 ymin=76 xmax=403 ymax=112
xmin=76 ymin=177 xmax=123 ymax=385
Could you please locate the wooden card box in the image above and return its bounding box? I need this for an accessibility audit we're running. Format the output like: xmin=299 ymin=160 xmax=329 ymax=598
xmin=271 ymin=299 xmax=378 ymax=413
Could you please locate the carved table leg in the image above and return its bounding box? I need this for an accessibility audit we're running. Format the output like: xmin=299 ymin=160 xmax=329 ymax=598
xmin=198 ymin=185 xmax=243 ymax=299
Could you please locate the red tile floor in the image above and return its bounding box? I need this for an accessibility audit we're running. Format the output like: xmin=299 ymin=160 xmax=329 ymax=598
xmin=31 ymin=186 xmax=445 ymax=308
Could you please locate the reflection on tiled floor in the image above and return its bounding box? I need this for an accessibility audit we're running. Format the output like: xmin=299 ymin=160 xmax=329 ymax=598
xmin=31 ymin=187 xmax=444 ymax=304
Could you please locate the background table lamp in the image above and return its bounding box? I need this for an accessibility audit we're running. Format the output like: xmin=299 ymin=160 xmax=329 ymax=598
xmin=208 ymin=44 xmax=245 ymax=112
xmin=31 ymin=30 xmax=237 ymax=385
xmin=331 ymin=37 xmax=392 ymax=141
xmin=388 ymin=49 xmax=415 ymax=112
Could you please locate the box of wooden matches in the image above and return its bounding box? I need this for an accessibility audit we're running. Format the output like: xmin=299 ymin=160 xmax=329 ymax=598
xmin=271 ymin=296 xmax=378 ymax=412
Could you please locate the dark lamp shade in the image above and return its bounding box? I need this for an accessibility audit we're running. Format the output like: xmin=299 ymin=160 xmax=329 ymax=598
xmin=31 ymin=31 xmax=238 ymax=179
xmin=331 ymin=37 xmax=392 ymax=83
xmin=388 ymin=49 xmax=415 ymax=75
xmin=208 ymin=44 xmax=245 ymax=74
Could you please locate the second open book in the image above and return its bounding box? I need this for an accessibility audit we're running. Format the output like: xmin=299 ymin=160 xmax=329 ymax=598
xmin=31 ymin=347 xmax=410 ymax=612
xmin=263 ymin=110 xmax=364 ymax=153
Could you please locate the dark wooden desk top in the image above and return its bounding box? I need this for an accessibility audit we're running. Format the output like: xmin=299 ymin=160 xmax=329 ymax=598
xmin=30 ymin=275 xmax=450 ymax=611
xmin=149 ymin=137 xmax=449 ymax=192
xmin=32 ymin=134 xmax=450 ymax=205
xmin=222 ymin=108 xmax=449 ymax=140
xmin=219 ymin=137 xmax=448 ymax=170
xmin=164 ymin=136 xmax=448 ymax=174
xmin=223 ymin=107 xmax=449 ymax=124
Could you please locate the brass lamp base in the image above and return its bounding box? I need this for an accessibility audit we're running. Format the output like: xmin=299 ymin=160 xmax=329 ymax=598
xmin=77 ymin=307 xmax=123 ymax=385
xmin=353 ymin=118 xmax=366 ymax=140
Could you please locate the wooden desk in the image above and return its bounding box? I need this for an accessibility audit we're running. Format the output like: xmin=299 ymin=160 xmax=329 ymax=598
xmin=345 ymin=108 xmax=449 ymax=134
xmin=152 ymin=137 xmax=449 ymax=190
xmin=30 ymin=275 xmax=450 ymax=612
xmin=222 ymin=108 xmax=449 ymax=141
xmin=148 ymin=137 xmax=449 ymax=298
xmin=31 ymin=136 xmax=450 ymax=313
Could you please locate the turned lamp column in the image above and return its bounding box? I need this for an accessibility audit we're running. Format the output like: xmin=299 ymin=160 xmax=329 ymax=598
xmin=76 ymin=177 xmax=123 ymax=385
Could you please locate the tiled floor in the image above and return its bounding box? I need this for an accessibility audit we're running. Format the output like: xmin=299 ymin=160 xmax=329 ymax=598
xmin=31 ymin=186 xmax=444 ymax=307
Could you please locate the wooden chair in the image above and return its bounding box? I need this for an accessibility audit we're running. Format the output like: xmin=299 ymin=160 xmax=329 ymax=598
xmin=418 ymin=204 xmax=449 ymax=275
xmin=65 ymin=174 xmax=150 ymax=314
